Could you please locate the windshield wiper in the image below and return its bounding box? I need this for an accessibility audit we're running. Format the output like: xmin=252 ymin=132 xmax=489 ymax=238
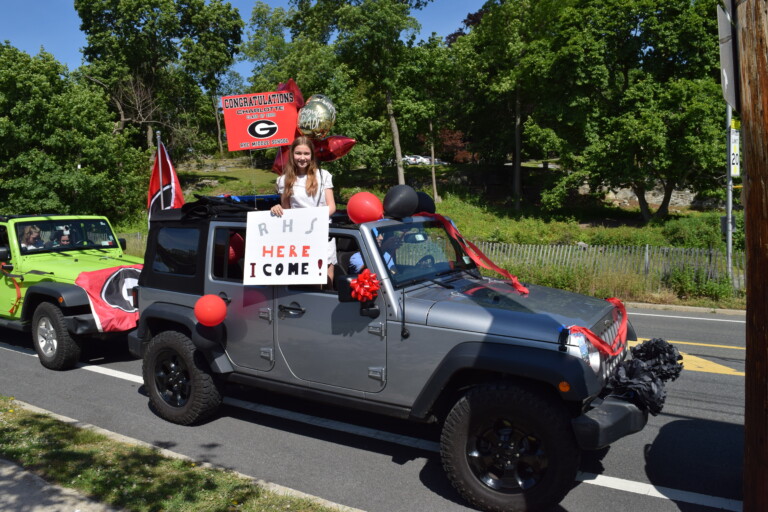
xmin=429 ymin=278 xmax=454 ymax=289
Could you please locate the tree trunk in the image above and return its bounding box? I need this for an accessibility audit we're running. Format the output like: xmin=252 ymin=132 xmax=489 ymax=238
xmin=736 ymin=1 xmax=768 ymax=510
xmin=634 ymin=184 xmax=652 ymax=223
xmin=386 ymin=90 xmax=405 ymax=185
xmin=651 ymin=180 xmax=675 ymax=220
xmin=514 ymin=89 xmax=522 ymax=210
xmin=213 ymin=93 xmax=224 ymax=156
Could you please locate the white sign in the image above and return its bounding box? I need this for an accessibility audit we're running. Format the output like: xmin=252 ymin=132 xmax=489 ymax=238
xmin=243 ymin=207 xmax=329 ymax=285
xmin=730 ymin=129 xmax=740 ymax=178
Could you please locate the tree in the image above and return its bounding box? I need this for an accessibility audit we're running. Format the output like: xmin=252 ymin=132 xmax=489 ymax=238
xmin=334 ymin=0 xmax=420 ymax=185
xmin=533 ymin=0 xmax=723 ymax=221
xmin=75 ymin=0 xmax=242 ymax=154
xmin=449 ymin=0 xmax=569 ymax=208
xmin=241 ymin=0 xmax=431 ymax=179
xmin=0 ymin=44 xmax=147 ymax=222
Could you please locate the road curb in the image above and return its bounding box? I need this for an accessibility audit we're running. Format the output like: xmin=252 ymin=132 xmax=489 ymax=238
xmin=15 ymin=401 xmax=367 ymax=512
xmin=626 ymin=302 xmax=745 ymax=317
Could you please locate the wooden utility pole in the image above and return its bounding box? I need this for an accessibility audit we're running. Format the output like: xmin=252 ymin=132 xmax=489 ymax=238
xmin=737 ymin=1 xmax=768 ymax=510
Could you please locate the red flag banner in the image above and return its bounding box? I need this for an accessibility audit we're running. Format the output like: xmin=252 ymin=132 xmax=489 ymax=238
xmin=75 ymin=265 xmax=143 ymax=332
xmin=147 ymin=142 xmax=184 ymax=219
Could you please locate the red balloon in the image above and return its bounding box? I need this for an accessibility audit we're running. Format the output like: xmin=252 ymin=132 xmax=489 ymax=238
xmin=271 ymin=143 xmax=293 ymax=175
xmin=314 ymin=135 xmax=356 ymax=162
xmin=348 ymin=192 xmax=384 ymax=224
xmin=276 ymin=78 xmax=305 ymax=109
xmin=194 ymin=295 xmax=227 ymax=327
xmin=228 ymin=233 xmax=245 ymax=264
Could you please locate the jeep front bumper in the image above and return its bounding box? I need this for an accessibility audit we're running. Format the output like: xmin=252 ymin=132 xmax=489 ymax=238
xmin=571 ymin=396 xmax=648 ymax=450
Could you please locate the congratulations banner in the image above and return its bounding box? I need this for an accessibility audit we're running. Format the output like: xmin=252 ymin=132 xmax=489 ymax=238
xmin=221 ymin=91 xmax=298 ymax=151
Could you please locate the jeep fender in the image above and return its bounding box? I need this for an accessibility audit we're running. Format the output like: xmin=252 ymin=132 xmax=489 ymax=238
xmin=409 ymin=342 xmax=600 ymax=420
xmin=139 ymin=302 xmax=234 ymax=374
xmin=21 ymin=283 xmax=91 ymax=318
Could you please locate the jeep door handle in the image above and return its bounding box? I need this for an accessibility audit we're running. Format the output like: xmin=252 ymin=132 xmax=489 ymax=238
xmin=278 ymin=303 xmax=305 ymax=317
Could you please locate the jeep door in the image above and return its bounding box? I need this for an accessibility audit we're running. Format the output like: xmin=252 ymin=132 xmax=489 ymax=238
xmin=205 ymin=225 xmax=275 ymax=371
xmin=274 ymin=234 xmax=387 ymax=393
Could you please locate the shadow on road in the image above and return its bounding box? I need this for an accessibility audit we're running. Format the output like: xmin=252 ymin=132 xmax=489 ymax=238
xmin=644 ymin=417 xmax=743 ymax=501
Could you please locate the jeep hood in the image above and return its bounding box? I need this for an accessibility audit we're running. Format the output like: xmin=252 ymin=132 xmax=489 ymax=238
xmin=24 ymin=251 xmax=142 ymax=283
xmin=409 ymin=278 xmax=617 ymax=343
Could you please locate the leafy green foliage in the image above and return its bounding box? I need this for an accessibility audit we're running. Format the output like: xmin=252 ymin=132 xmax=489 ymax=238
xmin=0 ymin=44 xmax=147 ymax=222
xmin=663 ymin=266 xmax=734 ymax=301
xmin=660 ymin=213 xmax=723 ymax=248
xmin=74 ymin=0 xmax=243 ymax=155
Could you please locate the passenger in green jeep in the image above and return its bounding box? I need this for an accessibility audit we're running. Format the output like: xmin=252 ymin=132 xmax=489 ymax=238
xmin=21 ymin=225 xmax=44 ymax=250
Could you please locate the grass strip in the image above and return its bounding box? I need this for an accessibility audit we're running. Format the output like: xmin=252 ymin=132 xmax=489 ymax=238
xmin=0 ymin=395 xmax=345 ymax=512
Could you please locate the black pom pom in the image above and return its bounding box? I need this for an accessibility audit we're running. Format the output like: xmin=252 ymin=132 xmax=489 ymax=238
xmin=631 ymin=338 xmax=683 ymax=382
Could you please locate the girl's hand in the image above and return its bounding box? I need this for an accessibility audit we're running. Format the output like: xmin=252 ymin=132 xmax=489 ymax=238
xmin=270 ymin=204 xmax=284 ymax=216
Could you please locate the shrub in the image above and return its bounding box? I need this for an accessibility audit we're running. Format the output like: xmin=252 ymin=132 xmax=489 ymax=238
xmin=660 ymin=214 xmax=723 ymax=249
xmin=663 ymin=267 xmax=733 ymax=301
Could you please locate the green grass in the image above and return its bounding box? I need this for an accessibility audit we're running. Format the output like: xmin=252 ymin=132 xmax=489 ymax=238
xmin=0 ymin=396 xmax=338 ymax=512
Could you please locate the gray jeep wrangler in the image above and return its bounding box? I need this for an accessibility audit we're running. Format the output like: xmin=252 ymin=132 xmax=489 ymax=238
xmin=129 ymin=196 xmax=651 ymax=512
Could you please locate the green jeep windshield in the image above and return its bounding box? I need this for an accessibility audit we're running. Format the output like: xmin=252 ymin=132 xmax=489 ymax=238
xmin=373 ymin=220 xmax=476 ymax=287
xmin=16 ymin=219 xmax=120 ymax=254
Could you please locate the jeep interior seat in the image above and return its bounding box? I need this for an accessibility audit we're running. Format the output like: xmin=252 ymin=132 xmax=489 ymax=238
xmin=334 ymin=236 xmax=359 ymax=276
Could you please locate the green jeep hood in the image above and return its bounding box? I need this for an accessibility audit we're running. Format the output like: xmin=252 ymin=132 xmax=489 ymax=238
xmin=22 ymin=250 xmax=143 ymax=283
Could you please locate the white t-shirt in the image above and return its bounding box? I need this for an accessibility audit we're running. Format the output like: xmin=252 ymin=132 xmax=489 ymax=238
xmin=276 ymin=168 xmax=337 ymax=266
xmin=277 ymin=169 xmax=333 ymax=209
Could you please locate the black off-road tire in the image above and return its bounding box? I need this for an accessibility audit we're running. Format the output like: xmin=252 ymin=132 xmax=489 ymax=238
xmin=440 ymin=383 xmax=581 ymax=512
xmin=32 ymin=302 xmax=82 ymax=370
xmin=142 ymin=330 xmax=222 ymax=425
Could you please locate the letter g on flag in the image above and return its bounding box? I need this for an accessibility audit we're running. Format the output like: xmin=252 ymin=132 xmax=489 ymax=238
xmin=248 ymin=120 xmax=279 ymax=138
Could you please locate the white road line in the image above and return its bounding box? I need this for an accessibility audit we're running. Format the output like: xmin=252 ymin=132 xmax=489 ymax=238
xmin=630 ymin=312 xmax=745 ymax=323
xmin=0 ymin=341 xmax=744 ymax=510
xmin=576 ymin=473 xmax=743 ymax=511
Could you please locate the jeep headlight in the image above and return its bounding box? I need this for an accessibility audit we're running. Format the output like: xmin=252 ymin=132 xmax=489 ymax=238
xmin=569 ymin=331 xmax=601 ymax=374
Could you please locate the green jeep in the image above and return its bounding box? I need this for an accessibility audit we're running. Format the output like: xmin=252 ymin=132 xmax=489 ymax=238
xmin=0 ymin=215 xmax=143 ymax=370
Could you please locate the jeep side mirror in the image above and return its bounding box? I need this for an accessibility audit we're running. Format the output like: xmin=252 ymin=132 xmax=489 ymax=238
xmin=0 ymin=246 xmax=9 ymax=262
xmin=119 ymin=238 xmax=127 ymax=250
xmin=336 ymin=274 xmax=381 ymax=318
xmin=336 ymin=275 xmax=356 ymax=302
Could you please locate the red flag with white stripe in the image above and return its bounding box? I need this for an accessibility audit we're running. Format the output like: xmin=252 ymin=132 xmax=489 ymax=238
xmin=147 ymin=142 xmax=184 ymax=219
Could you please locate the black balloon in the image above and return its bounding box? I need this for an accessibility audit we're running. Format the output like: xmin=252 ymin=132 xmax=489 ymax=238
xmin=416 ymin=191 xmax=436 ymax=214
xmin=384 ymin=185 xmax=419 ymax=219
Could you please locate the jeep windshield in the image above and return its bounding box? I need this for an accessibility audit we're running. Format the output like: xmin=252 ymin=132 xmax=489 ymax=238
xmin=371 ymin=220 xmax=477 ymax=288
xmin=16 ymin=219 xmax=120 ymax=254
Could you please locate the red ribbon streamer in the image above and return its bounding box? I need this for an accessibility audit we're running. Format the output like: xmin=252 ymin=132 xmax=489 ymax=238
xmin=350 ymin=269 xmax=381 ymax=302
xmin=415 ymin=212 xmax=529 ymax=295
xmin=1 ymin=262 xmax=22 ymax=314
xmin=568 ymin=297 xmax=628 ymax=356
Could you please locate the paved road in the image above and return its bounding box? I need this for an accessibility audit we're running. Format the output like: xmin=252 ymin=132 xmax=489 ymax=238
xmin=0 ymin=305 xmax=745 ymax=511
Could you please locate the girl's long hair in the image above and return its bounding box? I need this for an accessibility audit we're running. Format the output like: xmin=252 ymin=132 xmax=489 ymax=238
xmin=281 ymin=136 xmax=320 ymax=200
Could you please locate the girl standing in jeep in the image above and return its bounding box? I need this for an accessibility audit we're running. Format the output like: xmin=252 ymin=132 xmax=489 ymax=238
xmin=270 ymin=136 xmax=337 ymax=286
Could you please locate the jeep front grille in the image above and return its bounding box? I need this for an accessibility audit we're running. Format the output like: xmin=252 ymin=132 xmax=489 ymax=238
xmin=592 ymin=310 xmax=629 ymax=382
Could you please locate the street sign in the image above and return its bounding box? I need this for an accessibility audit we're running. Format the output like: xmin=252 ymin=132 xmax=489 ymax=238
xmin=730 ymin=127 xmax=740 ymax=178
xmin=717 ymin=5 xmax=740 ymax=111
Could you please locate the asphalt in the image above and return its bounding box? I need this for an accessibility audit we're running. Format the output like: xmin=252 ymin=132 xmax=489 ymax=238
xmin=1 ymin=303 xmax=744 ymax=512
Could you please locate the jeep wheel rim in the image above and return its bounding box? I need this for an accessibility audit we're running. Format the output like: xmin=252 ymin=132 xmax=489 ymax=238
xmin=467 ymin=418 xmax=548 ymax=493
xmin=36 ymin=317 xmax=57 ymax=356
xmin=154 ymin=351 xmax=191 ymax=408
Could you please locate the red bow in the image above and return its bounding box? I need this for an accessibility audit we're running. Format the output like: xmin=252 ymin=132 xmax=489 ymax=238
xmin=568 ymin=298 xmax=628 ymax=356
xmin=350 ymin=269 xmax=381 ymax=302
